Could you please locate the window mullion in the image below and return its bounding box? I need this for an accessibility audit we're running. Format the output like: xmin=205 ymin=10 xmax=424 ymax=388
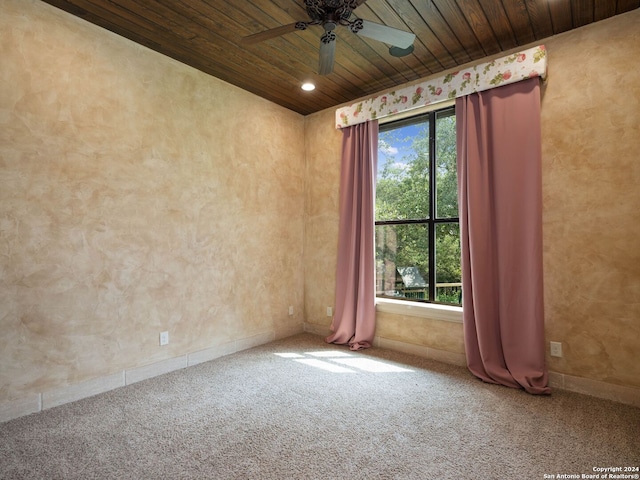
xmin=428 ymin=112 xmax=437 ymax=302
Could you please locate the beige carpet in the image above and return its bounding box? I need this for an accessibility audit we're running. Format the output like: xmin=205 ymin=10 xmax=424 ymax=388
xmin=1 ymin=333 xmax=638 ymax=479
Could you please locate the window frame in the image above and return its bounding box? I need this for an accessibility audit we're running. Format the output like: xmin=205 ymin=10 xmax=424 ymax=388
xmin=375 ymin=104 xmax=460 ymax=306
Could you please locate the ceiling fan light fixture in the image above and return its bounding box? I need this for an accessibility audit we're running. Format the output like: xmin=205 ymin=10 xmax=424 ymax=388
xmin=301 ymin=82 xmax=316 ymax=91
xmin=389 ymin=44 xmax=415 ymax=57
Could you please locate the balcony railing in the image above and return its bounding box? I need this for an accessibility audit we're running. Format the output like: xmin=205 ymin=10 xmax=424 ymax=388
xmin=377 ymin=282 xmax=462 ymax=305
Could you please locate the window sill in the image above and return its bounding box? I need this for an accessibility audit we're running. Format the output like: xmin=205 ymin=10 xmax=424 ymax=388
xmin=375 ymin=298 xmax=463 ymax=323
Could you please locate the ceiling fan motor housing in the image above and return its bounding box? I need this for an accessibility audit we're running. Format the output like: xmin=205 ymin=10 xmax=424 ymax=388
xmin=304 ymin=0 xmax=359 ymax=27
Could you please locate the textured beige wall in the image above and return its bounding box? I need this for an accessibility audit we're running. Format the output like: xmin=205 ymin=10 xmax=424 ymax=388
xmin=541 ymin=10 xmax=640 ymax=388
xmin=0 ymin=0 xmax=305 ymax=402
xmin=304 ymin=9 xmax=640 ymax=389
xmin=303 ymin=109 xmax=342 ymax=327
xmin=2 ymin=0 xmax=638 ymax=409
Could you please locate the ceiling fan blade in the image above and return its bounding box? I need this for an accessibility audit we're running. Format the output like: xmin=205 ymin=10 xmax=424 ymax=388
xmin=356 ymin=19 xmax=415 ymax=49
xmin=241 ymin=23 xmax=299 ymax=45
xmin=318 ymin=33 xmax=337 ymax=75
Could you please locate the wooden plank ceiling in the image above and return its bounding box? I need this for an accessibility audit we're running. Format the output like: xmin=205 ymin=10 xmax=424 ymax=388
xmin=41 ymin=0 xmax=639 ymax=115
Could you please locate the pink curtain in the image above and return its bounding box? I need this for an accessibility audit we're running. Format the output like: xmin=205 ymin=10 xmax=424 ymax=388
xmin=326 ymin=120 xmax=378 ymax=350
xmin=456 ymin=78 xmax=550 ymax=394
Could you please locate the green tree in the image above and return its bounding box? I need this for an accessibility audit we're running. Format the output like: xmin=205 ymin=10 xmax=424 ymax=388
xmin=434 ymin=112 xmax=461 ymax=302
xmin=376 ymin=111 xmax=461 ymax=304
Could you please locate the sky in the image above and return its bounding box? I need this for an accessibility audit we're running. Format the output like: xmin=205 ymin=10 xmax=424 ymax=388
xmin=378 ymin=122 xmax=428 ymax=180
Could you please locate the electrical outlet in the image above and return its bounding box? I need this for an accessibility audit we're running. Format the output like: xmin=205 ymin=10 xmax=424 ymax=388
xmin=159 ymin=331 xmax=169 ymax=346
xmin=326 ymin=307 xmax=333 ymax=317
xmin=550 ymin=341 xmax=562 ymax=357
xmin=288 ymin=306 xmax=294 ymax=315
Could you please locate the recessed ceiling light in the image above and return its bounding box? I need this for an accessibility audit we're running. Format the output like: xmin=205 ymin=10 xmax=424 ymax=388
xmin=301 ymin=82 xmax=315 ymax=91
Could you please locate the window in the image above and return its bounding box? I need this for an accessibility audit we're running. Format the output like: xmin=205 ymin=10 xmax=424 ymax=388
xmin=375 ymin=106 xmax=461 ymax=306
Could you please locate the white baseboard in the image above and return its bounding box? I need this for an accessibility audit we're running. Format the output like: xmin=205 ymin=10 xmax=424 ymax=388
xmin=235 ymin=331 xmax=275 ymax=352
xmin=302 ymin=323 xmax=466 ymax=367
xmin=125 ymin=356 xmax=188 ymax=386
xmin=304 ymin=324 xmax=640 ymax=408
xmin=43 ymin=372 xmax=126 ymax=410
xmin=274 ymin=323 xmax=305 ymax=341
xmin=0 ymin=395 xmax=41 ymax=424
xmin=374 ymin=336 xmax=467 ymax=367
xmin=3 ymin=325 xmax=636 ymax=424
xmin=187 ymin=341 xmax=237 ymax=367
xmin=0 ymin=326 xmax=303 ymax=424
xmin=548 ymin=371 xmax=640 ymax=408
xmin=303 ymin=322 xmax=331 ymax=337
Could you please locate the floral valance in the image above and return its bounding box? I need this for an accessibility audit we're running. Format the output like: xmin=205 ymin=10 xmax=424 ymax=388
xmin=335 ymin=45 xmax=547 ymax=129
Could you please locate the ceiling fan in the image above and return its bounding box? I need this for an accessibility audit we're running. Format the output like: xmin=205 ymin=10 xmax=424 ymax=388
xmin=241 ymin=0 xmax=416 ymax=75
